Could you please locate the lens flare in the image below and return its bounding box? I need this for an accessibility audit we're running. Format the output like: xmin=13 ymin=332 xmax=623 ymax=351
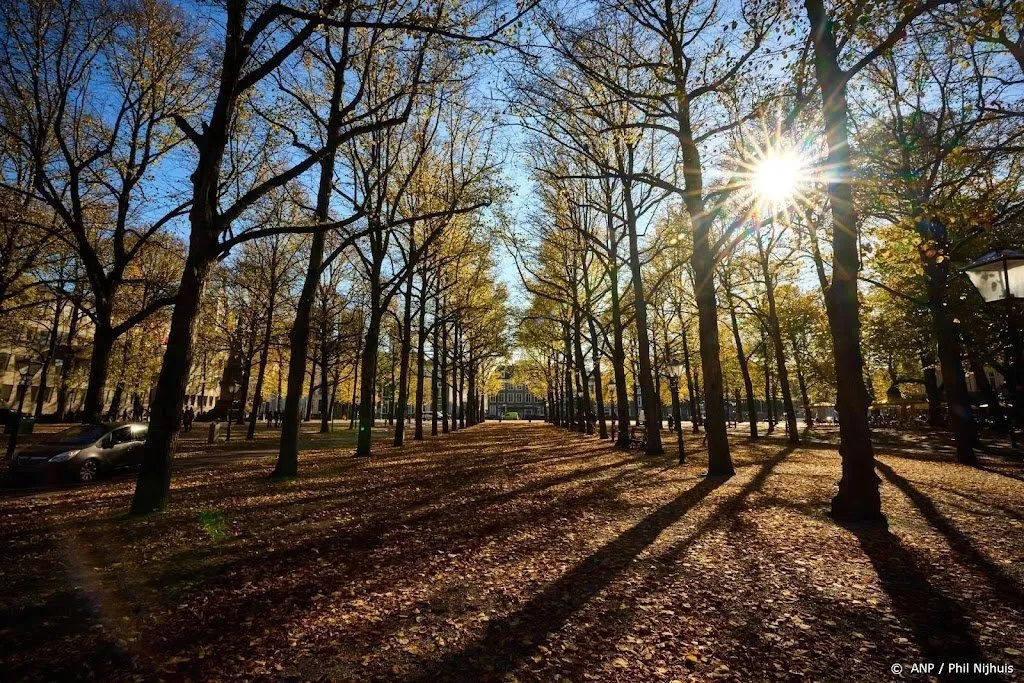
xmin=752 ymin=150 xmax=803 ymax=205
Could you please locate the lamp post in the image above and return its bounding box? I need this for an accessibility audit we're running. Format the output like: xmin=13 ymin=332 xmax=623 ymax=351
xmin=226 ymin=382 xmax=240 ymax=442
xmin=7 ymin=361 xmax=41 ymax=458
xmin=964 ymin=249 xmax=1024 ymax=450
xmin=666 ymin=358 xmax=686 ymax=464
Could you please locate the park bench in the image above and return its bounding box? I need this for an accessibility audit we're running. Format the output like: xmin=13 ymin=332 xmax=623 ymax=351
xmin=628 ymin=425 xmax=647 ymax=450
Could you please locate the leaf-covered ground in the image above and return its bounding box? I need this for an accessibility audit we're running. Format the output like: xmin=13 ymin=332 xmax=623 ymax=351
xmin=1 ymin=422 xmax=1023 ymax=681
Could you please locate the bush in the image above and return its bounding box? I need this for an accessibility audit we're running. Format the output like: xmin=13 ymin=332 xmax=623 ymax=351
xmin=503 ymin=412 xmax=519 ymax=420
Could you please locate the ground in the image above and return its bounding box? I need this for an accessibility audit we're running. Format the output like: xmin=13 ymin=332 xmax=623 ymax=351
xmin=1 ymin=422 xmax=1023 ymax=681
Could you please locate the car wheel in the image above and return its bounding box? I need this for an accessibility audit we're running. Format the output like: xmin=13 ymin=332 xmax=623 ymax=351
xmin=78 ymin=459 xmax=100 ymax=483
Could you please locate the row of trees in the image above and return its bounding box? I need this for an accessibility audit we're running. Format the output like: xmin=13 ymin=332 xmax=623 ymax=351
xmin=1 ymin=0 xmax=521 ymax=513
xmin=510 ymin=0 xmax=1024 ymax=524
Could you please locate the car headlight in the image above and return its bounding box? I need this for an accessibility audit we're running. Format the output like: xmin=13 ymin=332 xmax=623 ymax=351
xmin=48 ymin=450 xmax=79 ymax=463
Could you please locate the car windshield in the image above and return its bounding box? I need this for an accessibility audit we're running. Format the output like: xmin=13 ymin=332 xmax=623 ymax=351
xmin=48 ymin=424 xmax=107 ymax=445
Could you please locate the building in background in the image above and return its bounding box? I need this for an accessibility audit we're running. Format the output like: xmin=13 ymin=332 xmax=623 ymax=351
xmin=488 ymin=366 xmax=544 ymax=418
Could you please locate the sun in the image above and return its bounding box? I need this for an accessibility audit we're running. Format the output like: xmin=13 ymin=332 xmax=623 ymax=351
xmin=751 ymin=150 xmax=804 ymax=206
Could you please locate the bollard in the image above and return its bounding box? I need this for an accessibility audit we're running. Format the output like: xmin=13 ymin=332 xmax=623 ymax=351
xmin=207 ymin=421 xmax=220 ymax=444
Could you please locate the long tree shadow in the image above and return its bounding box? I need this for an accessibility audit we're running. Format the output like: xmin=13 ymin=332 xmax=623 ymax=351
xmin=876 ymin=462 xmax=1024 ymax=611
xmin=847 ymin=525 xmax=986 ymax=671
xmin=410 ymin=475 xmax=727 ymax=681
xmin=976 ymin=464 xmax=1024 ymax=484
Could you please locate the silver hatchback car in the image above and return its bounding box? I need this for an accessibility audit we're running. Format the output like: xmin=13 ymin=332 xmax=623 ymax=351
xmin=9 ymin=423 xmax=148 ymax=484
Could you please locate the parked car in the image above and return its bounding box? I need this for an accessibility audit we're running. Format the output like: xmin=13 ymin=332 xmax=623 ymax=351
xmin=8 ymin=423 xmax=148 ymax=484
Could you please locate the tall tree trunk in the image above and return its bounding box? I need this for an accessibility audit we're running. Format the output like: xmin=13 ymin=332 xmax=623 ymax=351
xmin=356 ymin=281 xmax=383 ymax=456
xmin=562 ymin=322 xmax=576 ymax=430
xmin=757 ymin=244 xmax=799 ymax=444
xmin=56 ymin=300 xmax=82 ymax=421
xmin=681 ymin=328 xmax=699 ymax=433
xmin=923 ymin=250 xmax=977 ymax=464
xmin=467 ymin=358 xmax=477 ymax=426
xmin=725 ymin=292 xmax=758 ymax=438
xmin=35 ymin=299 xmax=64 ymax=418
xmin=393 ymin=238 xmax=415 ymax=446
xmin=572 ymin=306 xmax=592 ymax=434
xmin=457 ymin=333 xmax=466 ymax=429
xmin=248 ymin=286 xmax=277 ymax=439
xmin=805 ymin=0 xmax=883 ymax=523
xmin=431 ymin=296 xmax=440 ymax=436
xmin=349 ymin=317 xmax=363 ymax=430
xmin=666 ymin=61 xmax=731 ymax=472
xmin=131 ymin=228 xmax=217 ymax=514
xmin=608 ymin=240 xmax=631 ymax=447
xmin=588 ymin=319 xmax=607 ymax=439
xmin=921 ymin=350 xmax=944 ymax=428
xmin=319 ymin=320 xmax=331 ymax=433
xmin=82 ymin=308 xmax=114 ymax=422
xmin=792 ymin=338 xmax=812 ymax=428
xmin=620 ymin=167 xmax=663 ymax=455
xmin=763 ymin=327 xmax=775 ymax=434
xmin=414 ymin=268 xmax=429 ymax=440
xmin=441 ymin=317 xmax=449 ymax=434
xmin=305 ymin=355 xmax=316 ymax=422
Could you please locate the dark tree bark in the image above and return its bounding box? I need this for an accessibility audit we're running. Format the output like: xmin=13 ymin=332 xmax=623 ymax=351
xmin=572 ymin=304 xmax=593 ymax=434
xmin=414 ymin=267 xmax=430 ymax=440
xmin=34 ymin=298 xmax=64 ymax=418
xmin=319 ymin=318 xmax=332 ymax=433
xmin=431 ymin=293 xmax=440 ymax=436
xmin=606 ymin=207 xmax=631 ymax=447
xmin=393 ymin=227 xmax=416 ymax=447
xmin=355 ymin=279 xmax=383 ymax=456
xmin=83 ymin=315 xmax=115 ymax=422
xmin=755 ymin=232 xmax=799 ymax=444
xmin=724 ymin=289 xmax=758 ymax=439
xmin=620 ymin=155 xmax=663 ymax=455
xmin=457 ymin=330 xmax=466 ymax=429
xmin=441 ymin=314 xmax=449 ymax=434
xmin=248 ymin=249 xmax=279 ymax=439
xmin=921 ymin=237 xmax=976 ymax=464
xmin=681 ymin=327 xmax=699 ymax=433
xmin=562 ymin=321 xmax=576 ymax=430
xmin=56 ymin=299 xmax=82 ymax=421
xmin=349 ymin=315 xmax=363 ymax=430
xmin=804 ymin=0 xmax=884 ymax=524
xmin=305 ymin=355 xmax=316 ymax=422
xmin=792 ymin=337 xmax=813 ymax=428
xmin=921 ymin=350 xmax=944 ymax=428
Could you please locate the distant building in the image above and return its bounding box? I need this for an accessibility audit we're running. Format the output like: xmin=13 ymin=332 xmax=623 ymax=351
xmin=488 ymin=366 xmax=544 ymax=418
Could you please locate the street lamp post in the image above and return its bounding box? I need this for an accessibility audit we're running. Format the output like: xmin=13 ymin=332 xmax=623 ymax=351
xmin=7 ymin=362 xmax=41 ymax=458
xmin=666 ymin=359 xmax=686 ymax=464
xmin=964 ymin=249 xmax=1024 ymax=451
xmin=226 ymin=382 xmax=240 ymax=442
